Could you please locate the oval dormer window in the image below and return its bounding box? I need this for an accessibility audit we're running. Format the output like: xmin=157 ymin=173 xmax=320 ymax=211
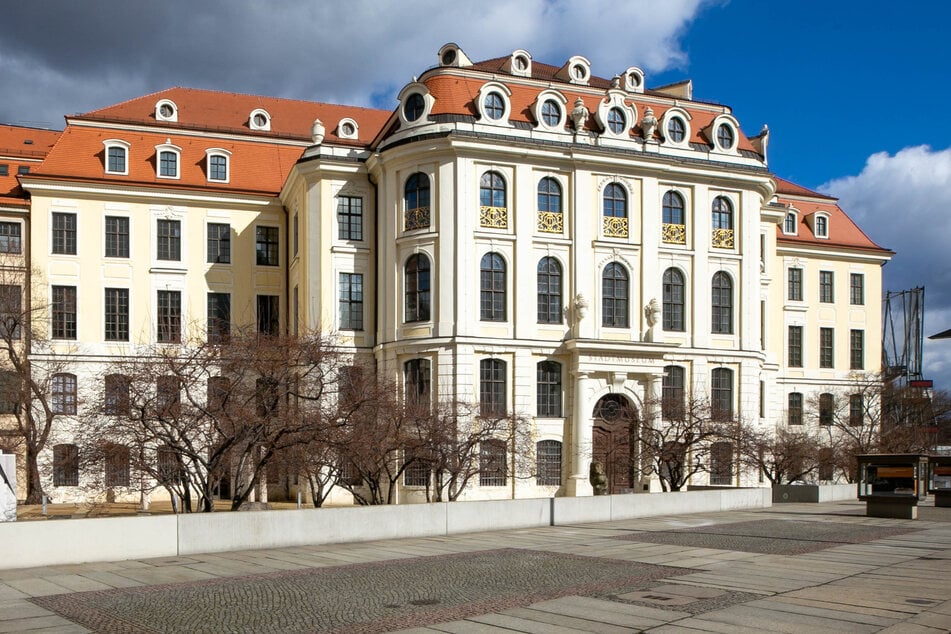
xmin=441 ymin=48 xmax=456 ymax=65
xmin=607 ymin=107 xmax=626 ymax=134
xmin=404 ymin=93 xmax=425 ymax=122
xmin=253 ymin=113 xmax=267 ymax=128
xmin=342 ymin=122 xmax=355 ymax=136
xmin=514 ymin=54 xmax=529 ymax=71
xmin=667 ymin=117 xmax=686 ymax=143
xmin=159 ymin=104 xmax=174 ymax=118
xmin=716 ymin=124 xmax=735 ymax=150
xmin=572 ymin=64 xmax=586 ymax=79
xmin=485 ymin=93 xmax=505 ymax=120
xmin=541 ymin=100 xmax=561 ymax=127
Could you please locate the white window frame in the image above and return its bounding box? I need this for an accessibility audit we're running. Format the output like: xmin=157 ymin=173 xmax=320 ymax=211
xmin=476 ymin=82 xmax=512 ymax=126
xmin=155 ymin=142 xmax=182 ymax=180
xmin=249 ymin=108 xmax=271 ymax=131
xmin=155 ymin=99 xmax=178 ymax=122
xmin=813 ymin=211 xmax=831 ymax=239
xmin=595 ymin=90 xmax=637 ymax=139
xmin=396 ymin=83 xmax=435 ymax=128
xmin=533 ymin=90 xmax=568 ymax=132
xmin=337 ymin=117 xmax=359 ymax=140
xmin=710 ymin=114 xmax=741 ymax=155
xmin=205 ymin=148 xmax=231 ymax=184
xmin=103 ymin=139 xmax=130 ymax=176
xmin=624 ymin=66 xmax=645 ymax=93
xmin=661 ymin=107 xmax=692 ymax=148
xmin=783 ymin=209 xmax=799 ymax=236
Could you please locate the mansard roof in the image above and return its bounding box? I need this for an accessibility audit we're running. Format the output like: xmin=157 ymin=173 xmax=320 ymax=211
xmin=0 ymin=124 xmax=60 ymax=207
xmin=774 ymin=176 xmax=891 ymax=255
xmin=76 ymin=87 xmax=391 ymax=145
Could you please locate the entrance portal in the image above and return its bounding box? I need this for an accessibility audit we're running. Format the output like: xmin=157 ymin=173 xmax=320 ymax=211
xmin=591 ymin=394 xmax=638 ymax=494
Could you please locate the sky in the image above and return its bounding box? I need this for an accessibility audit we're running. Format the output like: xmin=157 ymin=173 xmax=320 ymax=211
xmin=1 ymin=0 xmax=949 ymax=388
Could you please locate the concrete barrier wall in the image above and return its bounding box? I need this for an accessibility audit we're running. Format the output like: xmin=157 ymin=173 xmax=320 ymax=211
xmin=0 ymin=487 xmax=772 ymax=568
xmin=818 ymin=483 xmax=858 ymax=502
xmin=773 ymin=484 xmax=857 ymax=503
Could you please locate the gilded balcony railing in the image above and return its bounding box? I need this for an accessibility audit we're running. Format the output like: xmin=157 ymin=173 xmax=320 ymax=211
xmin=662 ymin=223 xmax=686 ymax=244
xmin=712 ymin=228 xmax=734 ymax=249
xmin=404 ymin=206 xmax=430 ymax=231
xmin=537 ymin=211 xmax=564 ymax=233
xmin=480 ymin=205 xmax=508 ymax=229
xmin=602 ymin=215 xmax=629 ymax=238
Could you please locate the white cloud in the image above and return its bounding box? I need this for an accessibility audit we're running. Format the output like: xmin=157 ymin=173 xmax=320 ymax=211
xmin=821 ymin=145 xmax=951 ymax=390
xmin=0 ymin=0 xmax=709 ymax=127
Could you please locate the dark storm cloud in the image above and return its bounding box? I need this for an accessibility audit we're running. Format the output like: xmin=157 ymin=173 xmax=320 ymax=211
xmin=0 ymin=0 xmax=705 ymax=128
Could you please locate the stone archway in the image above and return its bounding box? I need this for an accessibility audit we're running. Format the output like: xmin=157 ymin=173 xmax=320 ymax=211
xmin=591 ymin=394 xmax=638 ymax=494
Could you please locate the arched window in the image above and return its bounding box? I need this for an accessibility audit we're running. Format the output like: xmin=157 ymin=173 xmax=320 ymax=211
xmin=104 ymin=443 xmax=130 ymax=487
xmin=712 ymin=196 xmax=733 ymax=230
xmin=479 ymin=171 xmax=507 ymax=228
xmin=710 ymin=441 xmax=733 ymax=484
xmin=662 ymin=190 xmax=685 ymax=225
xmin=404 ymin=173 xmax=430 ymax=231
xmin=788 ymin=392 xmax=803 ymax=425
xmin=711 ymin=368 xmax=733 ymax=421
xmin=480 ymin=253 xmax=506 ymax=321
xmin=662 ymin=366 xmax=685 ymax=420
xmin=607 ymin=107 xmax=626 ymax=134
xmin=537 ymin=257 xmax=562 ymax=324
xmin=51 ymin=373 xmax=77 ymax=415
xmin=711 ymin=272 xmax=733 ymax=334
xmin=603 ymin=183 xmax=627 ymax=218
xmin=479 ymin=359 xmax=506 ymax=418
xmin=537 ymin=177 xmax=562 ymax=213
xmin=662 ymin=268 xmax=685 ymax=331
xmin=536 ymin=361 xmax=562 ymax=417
xmin=667 ymin=117 xmax=686 ymax=143
xmin=480 ymin=438 xmax=506 ymax=486
xmin=53 ymin=443 xmax=79 ymax=486
xmin=783 ymin=212 xmax=797 ymax=235
xmin=536 ymin=440 xmax=562 ymax=486
xmin=602 ymin=262 xmax=629 ymax=328
xmin=104 ymin=374 xmax=131 ymax=416
xmin=819 ymin=393 xmax=835 ymax=426
xmin=404 ymin=254 xmax=431 ymax=322
xmin=404 ymin=359 xmax=431 ymax=407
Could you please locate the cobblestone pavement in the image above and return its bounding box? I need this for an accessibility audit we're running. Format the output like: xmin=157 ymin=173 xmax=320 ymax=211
xmin=2 ymin=501 xmax=950 ymax=633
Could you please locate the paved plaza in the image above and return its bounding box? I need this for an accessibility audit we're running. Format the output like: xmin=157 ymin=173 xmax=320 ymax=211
xmin=1 ymin=500 xmax=950 ymax=632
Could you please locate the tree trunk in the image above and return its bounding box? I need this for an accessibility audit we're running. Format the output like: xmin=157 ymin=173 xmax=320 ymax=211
xmin=24 ymin=443 xmax=45 ymax=504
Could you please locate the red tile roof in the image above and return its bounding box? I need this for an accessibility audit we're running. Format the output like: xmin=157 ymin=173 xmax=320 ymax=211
xmin=0 ymin=124 xmax=61 ymax=202
xmin=77 ymin=87 xmax=392 ymax=145
xmin=774 ymin=176 xmax=836 ymax=200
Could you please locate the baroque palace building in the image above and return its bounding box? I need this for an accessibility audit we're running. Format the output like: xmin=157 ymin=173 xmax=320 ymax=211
xmin=3 ymin=43 xmax=891 ymax=502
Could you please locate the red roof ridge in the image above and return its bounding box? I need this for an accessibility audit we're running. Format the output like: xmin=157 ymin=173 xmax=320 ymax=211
xmin=773 ymin=176 xmax=837 ymax=201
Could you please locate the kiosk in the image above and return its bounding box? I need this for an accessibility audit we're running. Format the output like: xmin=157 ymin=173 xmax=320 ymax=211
xmin=856 ymin=454 xmax=928 ymax=519
xmin=928 ymin=455 xmax=951 ymax=508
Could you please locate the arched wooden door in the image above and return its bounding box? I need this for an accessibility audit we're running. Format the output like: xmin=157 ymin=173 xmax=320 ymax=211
xmin=592 ymin=394 xmax=638 ymax=494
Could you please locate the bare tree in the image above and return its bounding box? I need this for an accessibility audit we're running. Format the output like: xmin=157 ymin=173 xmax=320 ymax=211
xmin=737 ymin=425 xmax=821 ymax=484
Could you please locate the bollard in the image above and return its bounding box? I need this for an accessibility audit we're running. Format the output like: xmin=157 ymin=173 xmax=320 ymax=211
xmin=171 ymin=495 xmax=177 ymax=514
xmin=297 ymin=490 xmax=302 ymax=509
xmin=42 ymin=495 xmax=48 ymax=516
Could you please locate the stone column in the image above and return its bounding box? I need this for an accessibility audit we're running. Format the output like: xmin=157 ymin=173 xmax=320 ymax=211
xmin=565 ymin=372 xmax=593 ymax=496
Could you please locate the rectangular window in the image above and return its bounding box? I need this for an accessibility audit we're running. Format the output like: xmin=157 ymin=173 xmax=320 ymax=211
xmin=53 ymin=444 xmax=79 ymax=487
xmin=711 ymin=368 xmax=733 ymax=421
xmin=710 ymin=442 xmax=733 ymax=485
xmin=157 ymin=219 xmax=181 ymax=261
xmin=819 ymin=393 xmax=834 ymax=426
xmin=209 ymin=154 xmax=228 ymax=181
xmin=338 ymin=273 xmax=363 ymax=330
xmin=257 ymin=295 xmax=279 ymax=336
xmin=787 ymin=267 xmax=802 ymax=301
xmin=52 ymin=285 xmax=77 ymax=339
xmin=536 ymin=440 xmax=562 ymax=486
xmin=479 ymin=440 xmax=506 ymax=486
xmin=819 ymin=271 xmax=834 ymax=303
xmin=536 ymin=362 xmax=562 ymax=417
xmin=0 ymin=285 xmax=21 ymax=340
xmin=820 ymin=327 xmax=834 ymax=368
xmin=0 ymin=222 xmax=22 ymax=254
xmin=337 ymin=196 xmax=363 ymax=241
xmin=159 ymin=151 xmax=177 ymax=178
xmin=788 ymin=392 xmax=803 ymax=425
xmin=0 ymin=165 xmax=7 ymax=176
xmin=104 ymin=216 xmax=129 ymax=258
xmin=17 ymin=166 xmax=29 ymax=175
xmin=157 ymin=290 xmax=181 ymax=343
xmin=403 ymin=457 xmax=430 ymax=487
xmin=850 ymin=329 xmax=864 ymax=370
xmin=207 ymin=223 xmax=231 ymax=264
xmin=788 ymin=326 xmax=803 ymax=367
xmin=156 ymin=376 xmax=181 ymax=416
xmin=52 ymin=212 xmax=77 ymax=255
xmin=104 ymin=288 xmax=129 ymax=341
xmin=207 ymin=292 xmax=231 ymax=343
xmin=0 ymin=370 xmax=20 ymax=414
xmin=479 ymin=359 xmax=506 ymax=418
xmin=849 ymin=394 xmax=864 ymax=427
xmin=104 ymin=374 xmax=131 ymax=416
xmin=256 ymin=226 xmax=279 ymax=266
xmin=850 ymin=273 xmax=865 ymax=305
xmin=293 ymin=214 xmax=299 ymax=256
xmin=104 ymin=444 xmax=130 ymax=487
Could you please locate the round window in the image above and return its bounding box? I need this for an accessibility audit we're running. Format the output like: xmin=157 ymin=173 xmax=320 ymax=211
xmin=541 ymin=100 xmax=561 ymax=127
xmin=716 ymin=123 xmax=735 ymax=149
xmin=341 ymin=122 xmax=355 ymax=136
xmin=514 ymin=55 xmax=528 ymax=71
xmin=441 ymin=49 xmax=456 ymax=65
xmin=159 ymin=104 xmax=173 ymax=118
xmin=628 ymin=72 xmax=641 ymax=88
xmin=485 ymin=92 xmax=505 ymax=120
xmin=667 ymin=117 xmax=686 ymax=143
xmin=253 ymin=113 xmax=267 ymax=127
xmin=607 ymin=107 xmax=626 ymax=134
xmin=572 ymin=64 xmax=586 ymax=80
xmin=404 ymin=93 xmax=425 ymax=122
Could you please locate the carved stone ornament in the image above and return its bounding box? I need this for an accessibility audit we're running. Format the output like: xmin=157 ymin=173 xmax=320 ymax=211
xmin=311 ymin=118 xmax=325 ymax=145
xmin=640 ymin=106 xmax=658 ymax=141
xmin=573 ymin=293 xmax=589 ymax=322
xmin=590 ymin=461 xmax=608 ymax=496
xmin=570 ymin=98 xmax=589 ymax=132
xmin=645 ymin=298 xmax=661 ymax=327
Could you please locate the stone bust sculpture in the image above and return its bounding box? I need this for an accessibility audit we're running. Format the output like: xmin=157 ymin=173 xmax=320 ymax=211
xmin=590 ymin=461 xmax=608 ymax=496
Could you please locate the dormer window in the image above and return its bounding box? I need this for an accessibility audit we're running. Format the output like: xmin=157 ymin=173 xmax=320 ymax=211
xmin=667 ymin=117 xmax=686 ymax=142
xmin=476 ymin=83 xmax=512 ymax=124
xmin=607 ymin=107 xmax=626 ymax=134
xmin=337 ymin=118 xmax=358 ymax=139
xmin=556 ymin=56 xmax=591 ymax=85
xmin=155 ymin=99 xmax=178 ymax=122
xmin=249 ymin=108 xmax=271 ymax=131
xmin=711 ymin=115 xmax=741 ymax=154
xmin=814 ymin=212 xmax=830 ymax=239
xmin=103 ymin=139 xmax=130 ymax=175
xmin=509 ymin=49 xmax=532 ymax=77
xmin=205 ymin=148 xmax=231 ymax=183
xmin=155 ymin=141 xmax=181 ymax=179
xmin=624 ymin=67 xmax=645 ymax=93
xmin=662 ymin=108 xmax=692 ymax=147
xmin=534 ymin=91 xmax=567 ymax=131
xmin=542 ymin=101 xmax=561 ymax=126
xmin=404 ymin=93 xmax=425 ymax=122
xmin=716 ymin=124 xmax=735 ymax=150
xmin=783 ymin=211 xmax=798 ymax=235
